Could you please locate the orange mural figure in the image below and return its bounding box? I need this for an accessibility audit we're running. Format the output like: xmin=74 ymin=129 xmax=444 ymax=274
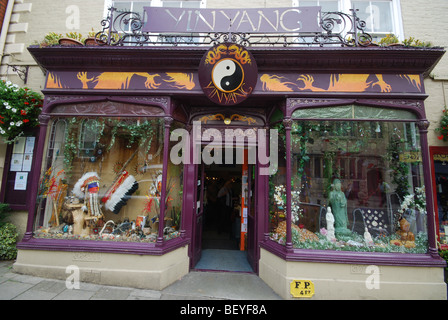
xmin=77 ymin=72 xmax=162 ymax=90
xmin=297 ymin=74 xmax=392 ymax=93
xmin=260 ymin=74 xmax=296 ymax=92
xmin=165 ymin=73 xmax=195 ymax=90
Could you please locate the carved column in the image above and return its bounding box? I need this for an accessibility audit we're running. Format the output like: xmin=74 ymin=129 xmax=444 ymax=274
xmin=157 ymin=116 xmax=173 ymax=246
xmin=22 ymin=113 xmax=51 ymax=241
xmin=417 ymin=120 xmax=439 ymax=257
xmin=283 ymin=118 xmax=293 ymax=251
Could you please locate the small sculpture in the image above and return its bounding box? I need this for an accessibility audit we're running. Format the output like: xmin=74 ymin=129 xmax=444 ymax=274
xmin=364 ymin=227 xmax=374 ymax=246
xmin=328 ymin=179 xmax=351 ymax=236
xmin=326 ymin=207 xmax=336 ymax=242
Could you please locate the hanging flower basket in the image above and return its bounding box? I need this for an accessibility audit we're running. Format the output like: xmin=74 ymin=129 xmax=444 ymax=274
xmin=436 ymin=106 xmax=448 ymax=142
xmin=0 ymin=80 xmax=43 ymax=143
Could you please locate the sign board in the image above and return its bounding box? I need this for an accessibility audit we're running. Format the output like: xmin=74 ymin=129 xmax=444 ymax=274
xmin=198 ymin=43 xmax=258 ymax=106
xmin=290 ymin=280 xmax=315 ymax=298
xmin=143 ymin=6 xmax=321 ymax=33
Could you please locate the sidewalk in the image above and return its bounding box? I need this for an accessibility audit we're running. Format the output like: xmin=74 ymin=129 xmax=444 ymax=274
xmin=0 ymin=260 xmax=282 ymax=300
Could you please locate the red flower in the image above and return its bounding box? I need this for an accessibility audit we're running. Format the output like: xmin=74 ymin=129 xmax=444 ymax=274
xmin=438 ymin=135 xmax=444 ymax=140
xmin=23 ymin=119 xmax=29 ymax=123
xmin=298 ymin=224 xmax=305 ymax=229
xmin=20 ymin=110 xmax=27 ymax=115
xmin=24 ymin=102 xmax=29 ymax=105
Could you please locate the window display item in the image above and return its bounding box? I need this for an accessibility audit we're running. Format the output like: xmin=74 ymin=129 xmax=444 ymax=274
xmin=73 ymin=172 xmax=102 ymax=217
xmin=102 ymin=170 xmax=139 ymax=214
xmin=328 ymin=179 xmax=351 ymax=236
xmin=325 ymin=207 xmax=336 ymax=242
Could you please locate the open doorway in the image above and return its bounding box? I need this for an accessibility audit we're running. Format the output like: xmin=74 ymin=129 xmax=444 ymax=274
xmin=194 ymin=153 xmax=255 ymax=272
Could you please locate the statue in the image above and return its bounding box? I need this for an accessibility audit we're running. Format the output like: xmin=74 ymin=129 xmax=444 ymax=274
xmin=326 ymin=207 xmax=336 ymax=242
xmin=364 ymin=227 xmax=374 ymax=246
xmin=328 ymin=179 xmax=351 ymax=236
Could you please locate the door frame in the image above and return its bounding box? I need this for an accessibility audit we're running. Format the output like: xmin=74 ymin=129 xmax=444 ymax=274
xmin=187 ymin=145 xmax=264 ymax=273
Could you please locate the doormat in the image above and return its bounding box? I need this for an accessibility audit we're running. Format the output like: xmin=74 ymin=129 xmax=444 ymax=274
xmin=194 ymin=249 xmax=253 ymax=273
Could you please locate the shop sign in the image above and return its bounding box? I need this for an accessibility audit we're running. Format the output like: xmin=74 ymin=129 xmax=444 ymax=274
xmin=198 ymin=43 xmax=258 ymax=106
xmin=143 ymin=6 xmax=321 ymax=34
xmin=290 ymin=280 xmax=315 ymax=298
xmin=399 ymin=151 xmax=422 ymax=163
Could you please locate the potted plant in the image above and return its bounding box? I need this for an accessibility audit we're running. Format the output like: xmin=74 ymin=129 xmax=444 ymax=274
xmin=36 ymin=32 xmax=62 ymax=47
xmin=59 ymin=31 xmax=84 ymax=46
xmin=84 ymin=28 xmax=106 ymax=46
xmin=402 ymin=36 xmax=432 ymax=48
xmin=378 ymin=34 xmax=401 ymax=47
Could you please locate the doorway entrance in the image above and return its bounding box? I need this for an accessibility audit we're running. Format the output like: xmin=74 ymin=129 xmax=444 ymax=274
xmin=192 ymin=147 xmax=257 ymax=273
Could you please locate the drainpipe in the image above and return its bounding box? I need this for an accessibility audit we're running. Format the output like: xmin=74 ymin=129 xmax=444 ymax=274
xmin=0 ymin=0 xmax=15 ymax=78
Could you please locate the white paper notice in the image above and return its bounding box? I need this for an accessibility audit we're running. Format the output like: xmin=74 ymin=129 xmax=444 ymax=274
xmin=14 ymin=172 xmax=28 ymax=190
xmin=10 ymin=153 xmax=23 ymax=171
xmin=25 ymin=137 xmax=35 ymax=154
xmin=22 ymin=154 xmax=33 ymax=171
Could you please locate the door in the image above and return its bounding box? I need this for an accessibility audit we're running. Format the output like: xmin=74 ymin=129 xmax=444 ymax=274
xmin=191 ymin=163 xmax=205 ymax=267
xmin=246 ymin=163 xmax=258 ymax=272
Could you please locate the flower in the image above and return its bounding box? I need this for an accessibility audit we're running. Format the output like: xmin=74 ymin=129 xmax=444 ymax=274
xmin=436 ymin=106 xmax=448 ymax=142
xmin=0 ymin=80 xmax=42 ymax=142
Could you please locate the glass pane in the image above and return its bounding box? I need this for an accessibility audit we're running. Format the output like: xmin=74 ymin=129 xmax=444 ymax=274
xmin=269 ymin=119 xmax=428 ymax=254
xmin=33 ymin=117 xmax=173 ymax=243
xmin=301 ymin=0 xmax=339 ymax=12
xmin=352 ymin=0 xmax=393 ymax=33
xmin=292 ymin=105 xmax=417 ymax=120
xmin=164 ymin=121 xmax=184 ymax=239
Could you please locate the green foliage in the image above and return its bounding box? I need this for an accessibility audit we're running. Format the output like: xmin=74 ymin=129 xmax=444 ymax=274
xmin=0 ymin=203 xmax=11 ymax=227
xmin=436 ymin=107 xmax=448 ymax=142
xmin=65 ymin=31 xmax=84 ymax=42
xmin=0 ymin=223 xmax=18 ymax=260
xmin=402 ymin=36 xmax=432 ymax=48
xmin=0 ymin=80 xmax=43 ymax=143
xmin=378 ymin=34 xmax=399 ymax=46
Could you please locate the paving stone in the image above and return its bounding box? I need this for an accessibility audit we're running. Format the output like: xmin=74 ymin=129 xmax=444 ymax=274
xmin=53 ymin=289 xmax=96 ymax=300
xmin=90 ymin=286 xmax=132 ymax=300
xmin=0 ymin=280 xmax=34 ymax=300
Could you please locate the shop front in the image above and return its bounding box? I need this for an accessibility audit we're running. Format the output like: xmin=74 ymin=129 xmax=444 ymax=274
xmin=12 ymin=7 xmax=448 ymax=299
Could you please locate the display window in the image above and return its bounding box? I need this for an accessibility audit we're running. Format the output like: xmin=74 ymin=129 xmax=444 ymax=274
xmin=269 ymin=105 xmax=428 ymax=253
xmin=32 ymin=116 xmax=183 ymax=243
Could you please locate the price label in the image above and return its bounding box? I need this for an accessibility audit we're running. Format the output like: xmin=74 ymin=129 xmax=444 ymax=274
xmin=290 ymin=280 xmax=315 ymax=298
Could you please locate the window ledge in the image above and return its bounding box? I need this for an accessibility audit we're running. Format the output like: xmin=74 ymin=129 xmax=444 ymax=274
xmin=17 ymin=236 xmax=190 ymax=256
xmin=260 ymin=240 xmax=446 ymax=268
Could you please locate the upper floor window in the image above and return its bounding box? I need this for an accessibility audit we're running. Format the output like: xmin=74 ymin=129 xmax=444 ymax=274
xmin=294 ymin=0 xmax=403 ymax=40
xmin=110 ymin=0 xmax=205 ymax=15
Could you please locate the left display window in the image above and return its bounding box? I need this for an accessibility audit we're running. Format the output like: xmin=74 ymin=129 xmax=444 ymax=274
xmin=33 ymin=116 xmax=181 ymax=243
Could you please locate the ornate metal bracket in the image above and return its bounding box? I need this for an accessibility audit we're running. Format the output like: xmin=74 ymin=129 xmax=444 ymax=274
xmin=96 ymin=7 xmax=372 ymax=47
xmin=7 ymin=64 xmax=29 ymax=83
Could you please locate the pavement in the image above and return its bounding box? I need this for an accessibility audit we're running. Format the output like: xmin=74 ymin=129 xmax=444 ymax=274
xmin=0 ymin=260 xmax=283 ymax=300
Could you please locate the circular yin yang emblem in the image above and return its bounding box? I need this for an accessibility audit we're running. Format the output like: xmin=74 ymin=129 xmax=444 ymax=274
xmin=212 ymin=59 xmax=244 ymax=93
xmin=199 ymin=43 xmax=257 ymax=106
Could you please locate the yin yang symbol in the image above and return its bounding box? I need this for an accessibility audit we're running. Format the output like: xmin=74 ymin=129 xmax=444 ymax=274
xmin=212 ymin=58 xmax=244 ymax=93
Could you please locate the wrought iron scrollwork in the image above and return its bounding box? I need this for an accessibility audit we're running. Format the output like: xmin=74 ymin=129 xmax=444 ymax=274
xmin=96 ymin=7 xmax=372 ymax=47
